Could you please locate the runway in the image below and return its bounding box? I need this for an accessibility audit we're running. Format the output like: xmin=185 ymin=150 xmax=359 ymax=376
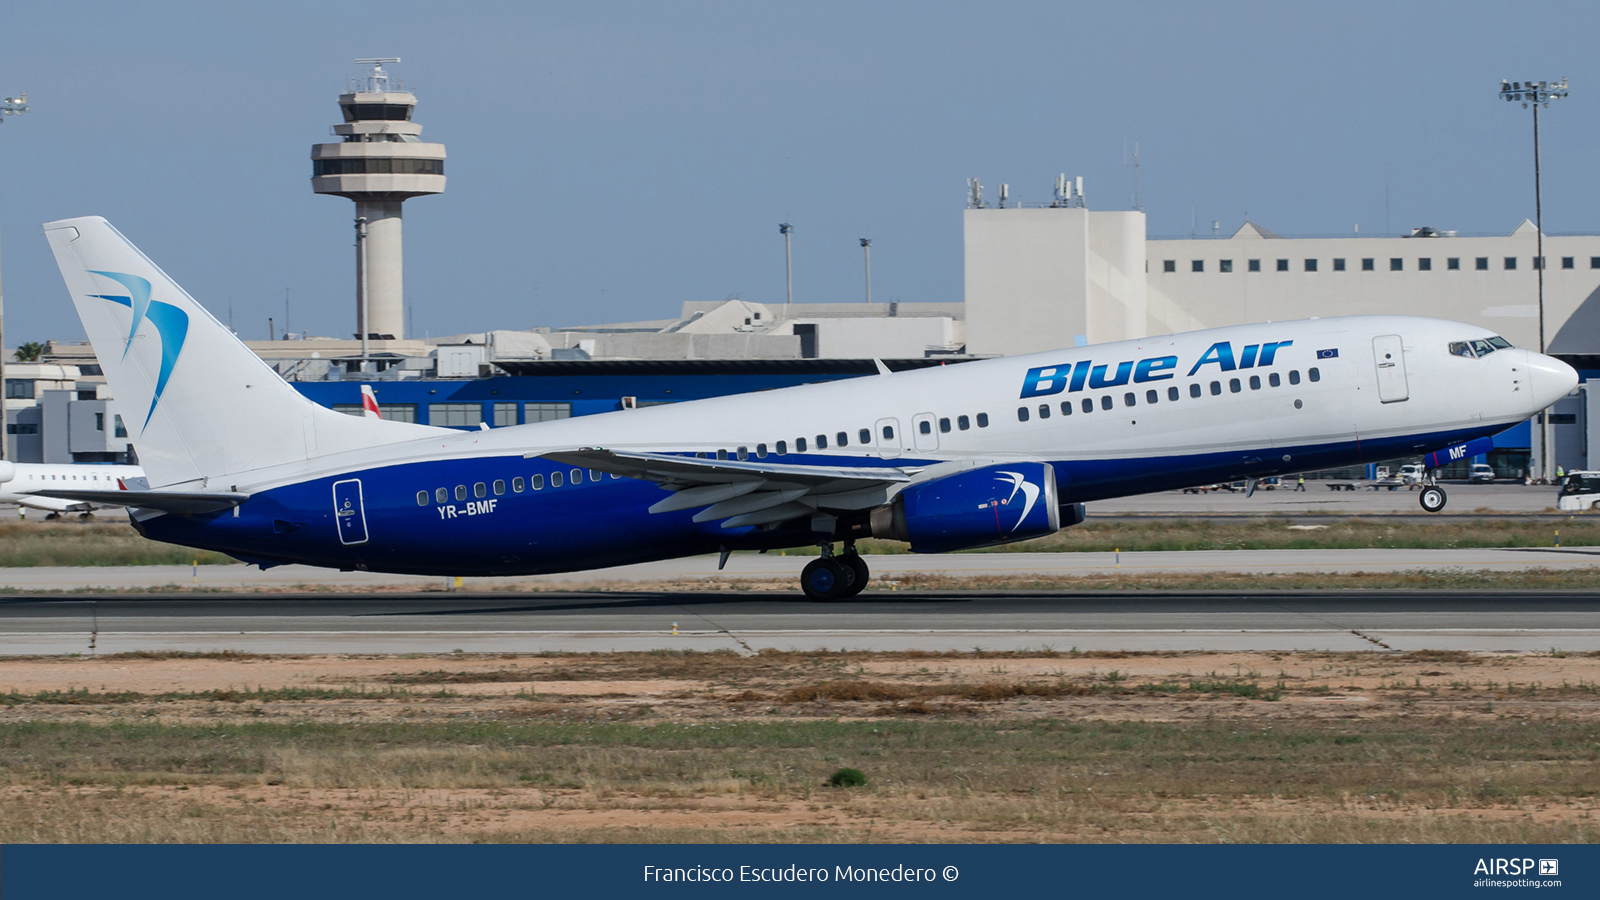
xmin=3 ymin=590 xmax=1599 ymax=655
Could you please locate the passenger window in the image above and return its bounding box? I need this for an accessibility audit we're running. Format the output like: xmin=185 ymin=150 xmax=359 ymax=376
xmin=939 ymin=417 xmax=952 ymax=432
xmin=737 ymin=446 xmax=748 ymax=460
xmin=919 ymin=420 xmax=932 ymax=434
xmin=1082 ymin=398 xmax=1093 ymax=413
xmin=1037 ymin=405 xmax=1050 ymax=420
xmin=816 ymin=434 xmax=828 ymax=449
xmin=1058 ymin=402 xmax=1072 ymax=416
xmin=1229 ymin=378 xmax=1241 ymax=393
xmin=1124 ymin=393 xmax=1136 ymax=407
xmin=976 ymin=413 xmax=989 ymax=427
xmin=1309 ymin=368 xmax=1321 ymax=382
xmin=1249 ymin=375 xmax=1261 ymax=390
xmin=1146 ymin=389 xmax=1159 ymax=404
xmin=716 ymin=449 xmax=728 ymax=460
xmin=493 ymin=479 xmax=505 ymax=495
xmin=756 ymin=443 xmax=768 ymax=458
xmin=1017 ymin=406 xmax=1030 ymax=422
xmin=796 ymin=437 xmax=807 ymax=452
xmin=836 ymin=432 xmax=848 ymax=447
xmin=1269 ymin=372 xmax=1281 ymax=387
xmin=1210 ymin=381 xmax=1222 ymax=396
xmin=882 ymin=425 xmax=894 ymax=439
xmin=777 ymin=440 xmax=787 ymax=454
xmin=474 ymin=482 xmax=487 ymax=498
xmin=590 ymin=469 xmax=602 ymax=482
xmin=455 ymin=485 xmax=467 ymax=501
xmin=1101 ymin=395 xmax=1114 ymax=411
xmin=957 ymin=416 xmax=969 ymax=430
xmin=570 ymin=469 xmax=583 ymax=484
xmin=1289 ymin=370 xmax=1301 ymax=385
xmin=436 ymin=487 xmax=448 ymax=503
xmin=512 ymin=477 xmax=525 ymax=493
xmin=1168 ymin=386 xmax=1180 ymax=401
xmin=695 ymin=452 xmax=707 ymax=459
xmin=416 ymin=491 xmax=428 ymax=506
xmin=551 ymin=471 xmax=563 ymax=487
xmin=859 ymin=428 xmax=871 ymax=443
xmin=1189 ymin=384 xmax=1201 ymax=398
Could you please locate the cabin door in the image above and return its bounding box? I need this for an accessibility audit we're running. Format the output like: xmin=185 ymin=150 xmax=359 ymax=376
xmin=875 ymin=417 xmax=903 ymax=458
xmin=1372 ymin=334 xmax=1409 ymax=403
xmin=332 ymin=479 xmax=370 ymax=545
xmin=911 ymin=413 xmax=939 ymax=452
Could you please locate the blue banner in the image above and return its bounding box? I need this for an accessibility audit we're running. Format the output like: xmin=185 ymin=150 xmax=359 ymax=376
xmin=3 ymin=844 xmax=1595 ymax=899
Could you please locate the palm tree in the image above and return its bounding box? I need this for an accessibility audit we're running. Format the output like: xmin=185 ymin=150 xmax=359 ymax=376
xmin=14 ymin=342 xmax=44 ymax=362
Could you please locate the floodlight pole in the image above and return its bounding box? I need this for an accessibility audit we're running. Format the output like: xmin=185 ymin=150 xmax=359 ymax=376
xmin=0 ymin=93 xmax=30 ymax=462
xmin=860 ymin=238 xmax=872 ymax=304
xmin=1500 ymin=78 xmax=1568 ymax=482
xmin=779 ymin=223 xmax=793 ymax=305
xmin=356 ymin=216 xmax=370 ymax=360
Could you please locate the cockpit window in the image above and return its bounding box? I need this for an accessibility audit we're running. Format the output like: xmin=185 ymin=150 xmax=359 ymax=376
xmin=1449 ymin=341 xmax=1474 ymax=358
xmin=1470 ymin=339 xmax=1495 ymax=357
xmin=1487 ymin=336 xmax=1513 ymax=349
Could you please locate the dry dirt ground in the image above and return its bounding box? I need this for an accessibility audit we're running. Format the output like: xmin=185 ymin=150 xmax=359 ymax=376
xmin=1 ymin=649 xmax=1598 ymax=843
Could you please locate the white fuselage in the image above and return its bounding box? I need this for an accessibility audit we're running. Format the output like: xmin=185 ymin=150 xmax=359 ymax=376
xmin=0 ymin=463 xmax=145 ymax=513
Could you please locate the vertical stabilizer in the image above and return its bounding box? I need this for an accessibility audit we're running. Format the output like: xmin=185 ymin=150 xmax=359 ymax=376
xmin=44 ymin=216 xmax=443 ymax=488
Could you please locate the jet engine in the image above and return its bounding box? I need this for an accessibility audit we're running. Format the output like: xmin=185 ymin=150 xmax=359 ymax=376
xmin=869 ymin=462 xmax=1061 ymax=553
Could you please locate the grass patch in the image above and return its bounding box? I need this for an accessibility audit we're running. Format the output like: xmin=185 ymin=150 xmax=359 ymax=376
xmin=0 ymin=521 xmax=233 ymax=567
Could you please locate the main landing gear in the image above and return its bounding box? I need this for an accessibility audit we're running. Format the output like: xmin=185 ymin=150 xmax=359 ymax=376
xmin=800 ymin=541 xmax=870 ymax=601
xmin=1419 ymin=484 xmax=1447 ymax=513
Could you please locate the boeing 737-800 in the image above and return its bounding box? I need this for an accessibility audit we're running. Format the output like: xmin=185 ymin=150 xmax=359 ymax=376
xmin=34 ymin=217 xmax=1577 ymax=599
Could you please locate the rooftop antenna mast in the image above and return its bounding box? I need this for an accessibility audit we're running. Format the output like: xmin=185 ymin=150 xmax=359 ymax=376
xmin=352 ymin=58 xmax=402 ymax=93
xmin=1124 ymin=137 xmax=1142 ymax=211
xmin=966 ymin=178 xmax=985 ymax=209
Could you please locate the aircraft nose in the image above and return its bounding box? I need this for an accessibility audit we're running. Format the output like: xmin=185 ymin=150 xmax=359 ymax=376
xmin=1526 ymin=349 xmax=1579 ymax=411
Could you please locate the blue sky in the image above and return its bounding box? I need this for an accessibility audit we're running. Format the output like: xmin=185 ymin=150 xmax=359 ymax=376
xmin=2 ymin=1 xmax=1597 ymax=344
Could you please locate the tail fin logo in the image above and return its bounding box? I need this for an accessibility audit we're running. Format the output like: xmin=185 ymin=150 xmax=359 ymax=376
xmin=88 ymin=270 xmax=189 ymax=431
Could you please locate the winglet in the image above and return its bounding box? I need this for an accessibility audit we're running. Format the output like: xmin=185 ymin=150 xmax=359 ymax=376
xmin=873 ymin=358 xmax=891 ymax=376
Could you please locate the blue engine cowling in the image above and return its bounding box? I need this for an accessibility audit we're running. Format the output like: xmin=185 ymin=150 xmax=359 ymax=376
xmin=870 ymin=462 xmax=1061 ymax=553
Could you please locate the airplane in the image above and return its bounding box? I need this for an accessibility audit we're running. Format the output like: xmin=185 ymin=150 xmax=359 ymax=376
xmin=33 ymin=216 xmax=1577 ymax=599
xmin=0 ymin=459 xmax=146 ymax=517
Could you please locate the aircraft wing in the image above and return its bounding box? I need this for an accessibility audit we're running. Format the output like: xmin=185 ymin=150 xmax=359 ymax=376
xmin=4 ymin=493 xmax=94 ymax=513
xmin=536 ymin=448 xmax=915 ymax=528
xmin=29 ymin=489 xmax=249 ymax=515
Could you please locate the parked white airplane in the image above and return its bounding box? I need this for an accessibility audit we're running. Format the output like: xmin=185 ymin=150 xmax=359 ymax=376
xmin=34 ymin=216 xmax=1577 ymax=598
xmin=0 ymin=460 xmax=146 ymax=516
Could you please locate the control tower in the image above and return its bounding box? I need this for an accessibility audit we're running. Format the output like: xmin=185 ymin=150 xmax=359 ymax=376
xmin=311 ymin=58 xmax=445 ymax=341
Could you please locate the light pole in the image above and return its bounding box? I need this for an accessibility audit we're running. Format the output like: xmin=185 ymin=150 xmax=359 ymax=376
xmin=356 ymin=216 xmax=370 ymax=361
xmin=779 ymin=223 xmax=793 ymax=305
xmin=0 ymin=92 xmax=30 ymax=463
xmin=1500 ymin=77 xmax=1569 ymax=481
xmin=860 ymin=238 xmax=872 ymax=304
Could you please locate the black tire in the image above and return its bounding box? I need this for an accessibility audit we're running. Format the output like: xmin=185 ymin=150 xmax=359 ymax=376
xmin=839 ymin=554 xmax=870 ymax=598
xmin=1419 ymin=485 xmax=1447 ymax=513
xmin=801 ymin=558 xmax=848 ymax=601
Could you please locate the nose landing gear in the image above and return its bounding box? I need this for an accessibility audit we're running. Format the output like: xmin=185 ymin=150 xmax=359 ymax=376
xmin=799 ymin=542 xmax=871 ymax=601
xmin=1419 ymin=484 xmax=1447 ymax=513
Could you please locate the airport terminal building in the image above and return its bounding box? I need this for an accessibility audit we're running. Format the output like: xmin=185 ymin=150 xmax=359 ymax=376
xmin=8 ymin=189 xmax=1598 ymax=478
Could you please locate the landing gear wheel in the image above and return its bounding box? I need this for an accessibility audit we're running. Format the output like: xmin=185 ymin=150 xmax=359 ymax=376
xmin=801 ymin=557 xmax=848 ymax=601
xmin=1419 ymin=484 xmax=1447 ymax=513
xmin=838 ymin=554 xmax=870 ymax=598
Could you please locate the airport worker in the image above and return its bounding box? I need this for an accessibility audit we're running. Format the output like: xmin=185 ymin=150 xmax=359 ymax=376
xmin=1296 ymin=475 xmax=1305 ymax=492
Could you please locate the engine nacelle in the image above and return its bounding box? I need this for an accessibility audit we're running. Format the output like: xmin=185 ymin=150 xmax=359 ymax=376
xmin=0 ymin=460 xmax=13 ymax=484
xmin=870 ymin=462 xmax=1060 ymax=553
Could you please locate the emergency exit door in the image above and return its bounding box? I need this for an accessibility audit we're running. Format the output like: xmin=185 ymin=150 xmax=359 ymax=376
xmin=1372 ymin=334 xmax=1409 ymax=403
xmin=332 ymin=479 xmax=369 ymax=545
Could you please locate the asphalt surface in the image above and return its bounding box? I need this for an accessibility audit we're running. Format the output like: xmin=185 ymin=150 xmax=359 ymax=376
xmin=4 ymin=589 xmax=1599 ymax=655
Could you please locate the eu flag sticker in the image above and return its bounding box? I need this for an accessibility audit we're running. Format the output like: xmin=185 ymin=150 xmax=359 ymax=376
xmin=1317 ymin=349 xmax=1339 ymax=359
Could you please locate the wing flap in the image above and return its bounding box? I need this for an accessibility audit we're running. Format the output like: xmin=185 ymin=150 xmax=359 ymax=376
xmin=32 ymin=489 xmax=248 ymax=514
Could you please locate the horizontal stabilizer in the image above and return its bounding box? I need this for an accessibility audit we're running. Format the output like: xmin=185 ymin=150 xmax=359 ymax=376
xmin=32 ymin=489 xmax=248 ymax=514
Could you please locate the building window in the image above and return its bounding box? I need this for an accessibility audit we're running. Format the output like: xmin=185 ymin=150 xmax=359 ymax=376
xmin=1418 ymin=258 xmax=1431 ymax=271
xmin=1505 ymin=257 xmax=1517 ymax=270
xmin=114 ymin=415 xmax=128 ymax=438
xmin=525 ymin=402 xmax=571 ymax=423
xmin=94 ymin=413 xmax=105 ymax=431
xmin=1390 ymin=258 xmax=1403 ymax=271
xmin=1477 ymin=257 xmax=1490 ymax=270
xmin=1448 ymin=257 xmax=1461 ymax=270
xmin=1533 ymin=256 xmax=1545 ymax=270
xmin=1163 ymin=260 xmax=1176 ymax=272
xmin=1361 ymin=258 xmax=1375 ymax=271
xmin=1563 ymin=256 xmax=1575 ymax=269
xmin=1248 ymin=259 xmax=1261 ymax=272
xmin=314 ymin=156 xmax=443 ymax=176
xmin=428 ymin=403 xmax=483 ymax=427
xmin=1591 ymin=257 xmax=1600 ymax=269
xmin=1191 ymin=260 xmax=1204 ymax=273
xmin=1551 ymin=413 xmax=1578 ymax=425
xmin=1017 ymin=406 xmax=1030 ymax=422
xmin=334 ymin=403 xmax=418 ymax=422
xmin=976 ymin=413 xmax=989 ymax=427
xmin=1332 ymin=258 xmax=1346 ymax=271
xmin=1304 ymin=259 xmax=1317 ymax=272
xmin=492 ymin=402 xmax=518 ymax=426
xmin=4 ymin=379 xmax=33 ymax=400
xmin=5 ymin=423 xmax=37 ymax=435
xmin=1219 ymin=259 xmax=1233 ymax=273
xmin=1276 ymin=259 xmax=1289 ymax=272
